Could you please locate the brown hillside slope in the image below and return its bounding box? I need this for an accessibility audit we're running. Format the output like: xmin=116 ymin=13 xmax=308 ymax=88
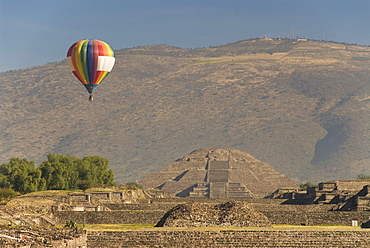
xmin=1 ymin=39 xmax=370 ymax=183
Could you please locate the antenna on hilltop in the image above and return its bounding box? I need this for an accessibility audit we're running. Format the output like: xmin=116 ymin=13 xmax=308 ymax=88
xmin=291 ymin=27 xmax=297 ymax=39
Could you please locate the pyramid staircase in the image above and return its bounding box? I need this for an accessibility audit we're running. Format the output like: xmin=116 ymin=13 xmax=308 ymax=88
xmin=188 ymin=182 xmax=255 ymax=199
xmin=188 ymin=159 xmax=256 ymax=199
xmin=189 ymin=183 xmax=210 ymax=198
xmin=227 ymin=182 xmax=255 ymax=199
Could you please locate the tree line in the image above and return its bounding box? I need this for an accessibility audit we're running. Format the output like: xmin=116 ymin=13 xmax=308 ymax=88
xmin=0 ymin=154 xmax=115 ymax=194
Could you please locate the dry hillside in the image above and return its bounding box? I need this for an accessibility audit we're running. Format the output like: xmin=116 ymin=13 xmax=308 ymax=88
xmin=1 ymin=39 xmax=370 ymax=183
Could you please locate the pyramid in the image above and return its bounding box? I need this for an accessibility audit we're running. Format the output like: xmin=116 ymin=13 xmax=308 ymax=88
xmin=140 ymin=148 xmax=297 ymax=198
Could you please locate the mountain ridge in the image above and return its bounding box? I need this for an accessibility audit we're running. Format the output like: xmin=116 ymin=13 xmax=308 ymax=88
xmin=1 ymin=38 xmax=370 ymax=184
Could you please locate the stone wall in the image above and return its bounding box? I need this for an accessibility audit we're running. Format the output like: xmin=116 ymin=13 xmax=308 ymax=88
xmin=87 ymin=230 xmax=370 ymax=247
xmin=263 ymin=211 xmax=370 ymax=226
xmin=105 ymin=203 xmax=176 ymax=211
xmin=0 ymin=226 xmax=87 ymax=248
xmin=53 ymin=208 xmax=370 ymax=226
xmin=53 ymin=211 xmax=166 ymax=225
xmin=52 ymin=198 xmax=370 ymax=226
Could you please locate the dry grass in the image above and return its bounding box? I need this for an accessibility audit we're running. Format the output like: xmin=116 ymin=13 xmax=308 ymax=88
xmin=191 ymin=53 xmax=286 ymax=65
xmin=7 ymin=198 xmax=57 ymax=215
xmin=20 ymin=190 xmax=77 ymax=196
xmin=82 ymin=224 xmax=155 ymax=232
xmin=2 ymin=39 xmax=370 ymax=184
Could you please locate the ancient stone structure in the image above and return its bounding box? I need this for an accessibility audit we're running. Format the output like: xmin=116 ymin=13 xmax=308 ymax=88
xmin=87 ymin=230 xmax=370 ymax=247
xmin=140 ymin=148 xmax=297 ymax=198
xmin=279 ymin=180 xmax=370 ymax=211
xmin=3 ymin=187 xmax=370 ymax=247
xmin=53 ymin=197 xmax=370 ymax=226
xmin=0 ymin=226 xmax=86 ymax=247
xmin=155 ymin=201 xmax=271 ymax=227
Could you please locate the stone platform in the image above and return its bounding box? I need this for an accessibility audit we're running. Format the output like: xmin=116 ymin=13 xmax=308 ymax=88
xmin=87 ymin=229 xmax=370 ymax=247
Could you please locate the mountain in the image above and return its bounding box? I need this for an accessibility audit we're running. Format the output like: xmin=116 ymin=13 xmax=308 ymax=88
xmin=1 ymin=38 xmax=370 ymax=184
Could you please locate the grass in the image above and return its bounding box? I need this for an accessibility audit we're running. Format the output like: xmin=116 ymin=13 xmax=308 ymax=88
xmin=82 ymin=224 xmax=155 ymax=231
xmin=19 ymin=190 xmax=79 ymax=196
xmin=191 ymin=53 xmax=286 ymax=65
xmin=272 ymin=224 xmax=363 ymax=231
xmin=9 ymin=187 xmax=119 ymax=198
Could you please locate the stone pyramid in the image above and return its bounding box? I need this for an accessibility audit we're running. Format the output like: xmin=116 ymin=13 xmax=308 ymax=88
xmin=140 ymin=148 xmax=297 ymax=198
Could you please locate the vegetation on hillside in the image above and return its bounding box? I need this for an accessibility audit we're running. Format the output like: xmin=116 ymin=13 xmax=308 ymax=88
xmin=0 ymin=154 xmax=115 ymax=194
xmin=357 ymin=174 xmax=370 ymax=180
xmin=0 ymin=188 xmax=19 ymax=204
xmin=126 ymin=181 xmax=143 ymax=189
xmin=299 ymin=182 xmax=317 ymax=190
xmin=1 ymin=38 xmax=370 ymax=184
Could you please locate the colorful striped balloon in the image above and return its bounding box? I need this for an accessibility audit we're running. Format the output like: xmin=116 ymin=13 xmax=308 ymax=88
xmin=67 ymin=39 xmax=115 ymax=100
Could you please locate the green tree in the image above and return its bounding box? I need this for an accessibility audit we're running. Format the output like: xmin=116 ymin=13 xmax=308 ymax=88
xmin=81 ymin=156 xmax=115 ymax=186
xmin=299 ymin=182 xmax=317 ymax=190
xmin=0 ymin=158 xmax=46 ymax=194
xmin=1 ymin=154 xmax=115 ymax=193
xmin=64 ymin=220 xmax=77 ymax=228
xmin=39 ymin=154 xmax=79 ymax=190
xmin=76 ymin=179 xmax=94 ymax=191
xmin=39 ymin=154 xmax=115 ymax=191
xmin=0 ymin=174 xmax=11 ymax=189
xmin=126 ymin=182 xmax=143 ymax=189
xmin=0 ymin=188 xmax=19 ymax=204
xmin=357 ymin=174 xmax=370 ymax=180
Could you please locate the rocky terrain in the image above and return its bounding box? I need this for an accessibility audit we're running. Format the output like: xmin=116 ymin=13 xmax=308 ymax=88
xmin=155 ymin=201 xmax=272 ymax=227
xmin=0 ymin=226 xmax=86 ymax=247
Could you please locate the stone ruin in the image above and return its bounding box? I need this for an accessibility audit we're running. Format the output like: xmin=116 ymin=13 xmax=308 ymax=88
xmin=0 ymin=225 xmax=86 ymax=247
xmin=155 ymin=201 xmax=272 ymax=227
xmin=140 ymin=148 xmax=297 ymax=198
xmin=3 ymin=147 xmax=370 ymax=247
xmin=279 ymin=179 xmax=370 ymax=211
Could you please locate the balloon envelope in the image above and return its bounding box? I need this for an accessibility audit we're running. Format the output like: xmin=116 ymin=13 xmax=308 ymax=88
xmin=67 ymin=39 xmax=115 ymax=95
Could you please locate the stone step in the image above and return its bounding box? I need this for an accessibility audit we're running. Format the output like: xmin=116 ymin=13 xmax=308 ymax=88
xmin=189 ymin=183 xmax=210 ymax=198
xmin=192 ymin=187 xmax=208 ymax=192
xmin=228 ymin=186 xmax=245 ymax=191
xmin=228 ymin=192 xmax=252 ymax=196
xmin=189 ymin=192 xmax=208 ymax=197
xmin=87 ymin=230 xmax=370 ymax=247
xmin=228 ymin=183 xmax=243 ymax=186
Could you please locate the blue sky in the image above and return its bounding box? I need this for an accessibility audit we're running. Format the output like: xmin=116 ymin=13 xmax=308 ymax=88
xmin=1 ymin=0 xmax=370 ymax=72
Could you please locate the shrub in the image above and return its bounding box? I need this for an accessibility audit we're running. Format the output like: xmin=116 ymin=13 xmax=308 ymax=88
xmin=299 ymin=182 xmax=317 ymax=190
xmin=126 ymin=182 xmax=143 ymax=189
xmin=0 ymin=188 xmax=19 ymax=204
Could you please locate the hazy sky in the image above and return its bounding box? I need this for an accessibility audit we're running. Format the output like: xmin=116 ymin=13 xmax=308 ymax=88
xmin=1 ymin=0 xmax=370 ymax=72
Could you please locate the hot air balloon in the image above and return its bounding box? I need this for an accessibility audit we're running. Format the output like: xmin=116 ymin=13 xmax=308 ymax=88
xmin=67 ymin=39 xmax=115 ymax=101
